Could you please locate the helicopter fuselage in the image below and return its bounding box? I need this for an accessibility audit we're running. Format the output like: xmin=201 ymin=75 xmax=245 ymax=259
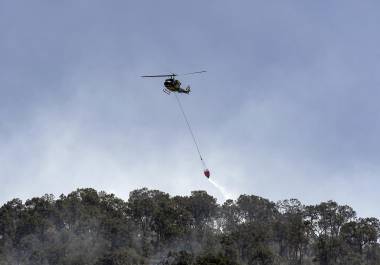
xmin=163 ymin=78 xmax=190 ymax=94
xmin=164 ymin=78 xmax=181 ymax=91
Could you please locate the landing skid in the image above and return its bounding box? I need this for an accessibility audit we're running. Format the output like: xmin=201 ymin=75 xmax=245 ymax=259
xmin=163 ymin=88 xmax=171 ymax=95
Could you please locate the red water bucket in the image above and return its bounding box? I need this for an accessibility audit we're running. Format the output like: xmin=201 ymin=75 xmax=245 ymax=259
xmin=203 ymin=169 xmax=210 ymax=178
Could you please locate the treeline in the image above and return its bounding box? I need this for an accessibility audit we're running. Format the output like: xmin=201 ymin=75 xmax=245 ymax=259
xmin=0 ymin=188 xmax=379 ymax=265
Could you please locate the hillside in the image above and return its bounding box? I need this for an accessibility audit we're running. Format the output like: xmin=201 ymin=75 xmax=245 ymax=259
xmin=0 ymin=188 xmax=379 ymax=265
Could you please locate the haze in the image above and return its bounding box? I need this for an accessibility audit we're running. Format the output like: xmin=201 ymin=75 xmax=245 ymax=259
xmin=1 ymin=1 xmax=380 ymax=218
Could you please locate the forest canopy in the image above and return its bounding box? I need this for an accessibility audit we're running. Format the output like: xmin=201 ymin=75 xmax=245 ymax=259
xmin=0 ymin=188 xmax=379 ymax=265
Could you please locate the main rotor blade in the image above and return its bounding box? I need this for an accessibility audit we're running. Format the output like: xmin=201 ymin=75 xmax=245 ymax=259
xmin=181 ymin=70 xmax=207 ymax=76
xmin=141 ymin=74 xmax=176 ymax=78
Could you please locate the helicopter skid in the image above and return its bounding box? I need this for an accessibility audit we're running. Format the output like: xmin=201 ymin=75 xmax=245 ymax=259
xmin=163 ymin=88 xmax=171 ymax=95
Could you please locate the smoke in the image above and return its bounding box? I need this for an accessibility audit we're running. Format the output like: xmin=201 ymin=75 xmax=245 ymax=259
xmin=2 ymin=219 xmax=109 ymax=265
xmin=208 ymin=178 xmax=233 ymax=201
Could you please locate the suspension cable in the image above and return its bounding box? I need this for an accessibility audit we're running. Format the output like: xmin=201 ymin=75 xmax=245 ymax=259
xmin=174 ymin=94 xmax=207 ymax=169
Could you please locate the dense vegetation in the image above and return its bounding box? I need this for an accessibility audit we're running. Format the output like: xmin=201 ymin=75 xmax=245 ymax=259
xmin=0 ymin=188 xmax=379 ymax=265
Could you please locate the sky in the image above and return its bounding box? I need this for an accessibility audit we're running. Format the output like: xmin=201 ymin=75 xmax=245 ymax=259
xmin=1 ymin=1 xmax=380 ymax=218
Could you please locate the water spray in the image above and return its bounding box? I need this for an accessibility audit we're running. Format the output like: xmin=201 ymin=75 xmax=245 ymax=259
xmin=208 ymin=178 xmax=233 ymax=201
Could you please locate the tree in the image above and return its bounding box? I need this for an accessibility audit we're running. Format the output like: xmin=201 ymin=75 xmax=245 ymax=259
xmin=236 ymin=195 xmax=277 ymax=223
xmin=306 ymin=201 xmax=356 ymax=265
xmin=0 ymin=188 xmax=379 ymax=264
xmin=276 ymin=199 xmax=310 ymax=264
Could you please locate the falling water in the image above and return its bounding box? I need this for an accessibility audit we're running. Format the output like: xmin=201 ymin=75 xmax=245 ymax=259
xmin=208 ymin=178 xmax=233 ymax=201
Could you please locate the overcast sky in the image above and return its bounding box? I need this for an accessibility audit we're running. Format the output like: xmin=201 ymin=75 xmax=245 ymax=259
xmin=1 ymin=1 xmax=380 ymax=218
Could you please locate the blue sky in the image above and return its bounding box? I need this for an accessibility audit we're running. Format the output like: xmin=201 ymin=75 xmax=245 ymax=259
xmin=1 ymin=1 xmax=380 ymax=217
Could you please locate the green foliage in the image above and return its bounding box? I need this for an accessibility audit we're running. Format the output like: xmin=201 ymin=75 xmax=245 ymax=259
xmin=159 ymin=250 xmax=195 ymax=265
xmin=0 ymin=188 xmax=379 ymax=265
xmin=195 ymin=253 xmax=239 ymax=265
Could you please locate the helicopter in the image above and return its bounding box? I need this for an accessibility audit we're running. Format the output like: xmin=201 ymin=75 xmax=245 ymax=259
xmin=141 ymin=71 xmax=206 ymax=94
xmin=141 ymin=70 xmax=211 ymax=179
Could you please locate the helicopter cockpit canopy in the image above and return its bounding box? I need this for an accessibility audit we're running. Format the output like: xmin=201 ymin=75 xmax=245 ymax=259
xmin=164 ymin=79 xmax=173 ymax=87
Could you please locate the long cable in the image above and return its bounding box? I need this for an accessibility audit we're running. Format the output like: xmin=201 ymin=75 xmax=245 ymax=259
xmin=174 ymin=94 xmax=207 ymax=169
